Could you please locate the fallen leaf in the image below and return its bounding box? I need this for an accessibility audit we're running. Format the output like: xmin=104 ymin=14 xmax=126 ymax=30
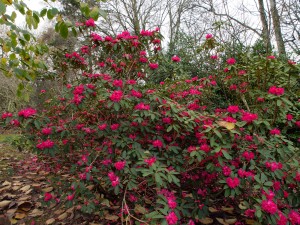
xmin=208 ymin=207 xmax=218 ymax=213
xmin=20 ymin=185 xmax=31 ymax=192
xmin=45 ymin=218 xmax=55 ymax=225
xmin=54 ymin=209 xmax=65 ymax=215
xmin=18 ymin=196 xmax=31 ymax=201
xmin=0 ymin=200 xmax=11 ymax=209
xmin=10 ymin=218 xmax=18 ymax=224
xmin=18 ymin=201 xmax=32 ymax=211
xmin=245 ymin=219 xmax=256 ymax=225
xmin=57 ymin=212 xmax=68 ymax=221
xmin=199 ymin=217 xmax=213 ymax=224
xmin=239 ymin=203 xmax=247 ymax=210
xmin=217 ymin=121 xmax=235 ymax=130
xmin=42 ymin=187 xmax=53 ymax=193
xmin=29 ymin=209 xmax=44 ymax=217
xmin=225 ymin=218 xmax=237 ymax=224
xmin=14 ymin=213 xmax=26 ymax=219
xmin=221 ymin=207 xmax=234 ymax=213
xmin=2 ymin=181 xmax=11 ymax=186
xmin=105 ymin=214 xmax=119 ymax=221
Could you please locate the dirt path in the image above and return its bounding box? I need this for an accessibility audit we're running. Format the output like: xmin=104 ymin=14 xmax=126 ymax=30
xmin=0 ymin=137 xmax=102 ymax=225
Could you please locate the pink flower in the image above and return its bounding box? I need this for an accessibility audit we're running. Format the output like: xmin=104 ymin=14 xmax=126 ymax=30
xmin=244 ymin=209 xmax=255 ymax=218
xmin=144 ymin=157 xmax=156 ymax=166
xmin=36 ymin=140 xmax=55 ymax=150
xmin=270 ymin=128 xmax=281 ymax=135
xmin=44 ymin=192 xmax=53 ymax=202
xmin=131 ymin=89 xmax=142 ymax=98
xmin=10 ymin=119 xmax=20 ymax=127
xmin=18 ymin=108 xmax=37 ymax=118
xmin=108 ymin=172 xmax=120 ymax=187
xmin=205 ymin=34 xmax=213 ymax=39
xmin=222 ymin=166 xmax=231 ymax=176
xmin=226 ymin=177 xmax=240 ymax=189
xmin=42 ymin=127 xmax=52 ymax=135
xmin=114 ymin=161 xmax=126 ymax=170
xmin=134 ymin=102 xmax=150 ymax=110
xmin=110 ymin=123 xmax=120 ymax=130
xmin=210 ymin=55 xmax=218 ymax=60
xmin=149 ymin=63 xmax=159 ymax=70
xmin=296 ymin=121 xmax=300 ymax=128
xmin=295 ymin=172 xmax=300 ymax=182
xmin=85 ymin=18 xmax=95 ymax=27
xmin=67 ymin=193 xmax=75 ymax=201
xmin=113 ymin=79 xmax=123 ymax=87
xmin=242 ymin=151 xmax=255 ymax=161
xmin=268 ymin=86 xmax=284 ymax=96
xmin=153 ymin=139 xmax=163 ymax=148
xmin=286 ymin=114 xmax=293 ymax=121
xmin=110 ymin=90 xmax=123 ymax=102
xmin=227 ymin=105 xmax=239 ymax=114
xmin=1 ymin=112 xmax=13 ymax=119
xmin=261 ymin=200 xmax=277 ymax=214
xmin=289 ymin=210 xmax=300 ymax=225
xmin=171 ymin=55 xmax=181 ymax=62
xmin=226 ymin=58 xmax=236 ymax=65
xmin=98 ymin=123 xmax=107 ymax=130
xmin=167 ymin=198 xmax=177 ymax=209
xmin=277 ymin=211 xmax=288 ymax=225
xmin=165 ymin=211 xmax=178 ymax=225
xmin=241 ymin=112 xmax=258 ymax=123
xmin=267 ymin=55 xmax=276 ymax=59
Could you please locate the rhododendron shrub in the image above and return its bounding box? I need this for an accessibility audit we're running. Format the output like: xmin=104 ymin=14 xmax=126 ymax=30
xmin=1 ymin=25 xmax=300 ymax=225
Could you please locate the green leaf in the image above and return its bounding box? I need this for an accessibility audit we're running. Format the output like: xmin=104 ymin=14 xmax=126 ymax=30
xmin=40 ymin=8 xmax=47 ymax=17
xmin=59 ymin=22 xmax=68 ymax=39
xmin=89 ymin=6 xmax=99 ymax=20
xmin=222 ymin=150 xmax=232 ymax=160
xmin=155 ymin=173 xmax=162 ymax=186
xmin=264 ymin=181 xmax=273 ymax=186
xmin=0 ymin=1 xmax=6 ymax=15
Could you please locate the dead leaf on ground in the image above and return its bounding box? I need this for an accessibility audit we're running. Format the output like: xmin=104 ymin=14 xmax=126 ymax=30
xmin=216 ymin=218 xmax=228 ymax=225
xmin=221 ymin=207 xmax=234 ymax=213
xmin=29 ymin=209 xmax=44 ymax=217
xmin=2 ymin=181 xmax=11 ymax=186
xmin=18 ymin=201 xmax=32 ymax=211
xmin=105 ymin=214 xmax=119 ymax=221
xmin=217 ymin=121 xmax=235 ymax=130
xmin=14 ymin=212 xmax=26 ymax=220
xmin=199 ymin=217 xmax=214 ymax=224
xmin=0 ymin=200 xmax=12 ymax=209
xmin=225 ymin=218 xmax=237 ymax=224
xmin=42 ymin=187 xmax=53 ymax=192
xmin=45 ymin=218 xmax=55 ymax=225
xmin=208 ymin=207 xmax=218 ymax=213
xmin=57 ymin=212 xmax=68 ymax=221
xmin=20 ymin=185 xmax=31 ymax=192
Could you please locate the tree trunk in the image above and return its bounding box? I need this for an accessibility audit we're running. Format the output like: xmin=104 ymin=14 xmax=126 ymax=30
xmin=257 ymin=0 xmax=271 ymax=53
xmin=269 ymin=0 xmax=286 ymax=56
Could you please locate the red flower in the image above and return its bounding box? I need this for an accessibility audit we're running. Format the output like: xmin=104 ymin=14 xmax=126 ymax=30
xmin=268 ymin=86 xmax=284 ymax=96
xmin=98 ymin=123 xmax=107 ymax=130
xmin=108 ymin=172 xmax=120 ymax=187
xmin=42 ymin=127 xmax=52 ymax=135
xmin=165 ymin=211 xmax=178 ymax=225
xmin=110 ymin=90 xmax=123 ymax=102
xmin=286 ymin=114 xmax=293 ymax=121
xmin=149 ymin=63 xmax=158 ymax=70
xmin=227 ymin=105 xmax=239 ymax=114
xmin=241 ymin=112 xmax=258 ymax=123
xmin=171 ymin=55 xmax=181 ymax=62
xmin=36 ymin=140 xmax=55 ymax=150
xmin=1 ymin=112 xmax=13 ymax=119
xmin=144 ymin=157 xmax=156 ymax=166
xmin=18 ymin=108 xmax=37 ymax=118
xmin=270 ymin=128 xmax=281 ymax=135
xmin=261 ymin=200 xmax=277 ymax=214
xmin=205 ymin=33 xmax=213 ymax=39
xmin=289 ymin=210 xmax=300 ymax=225
xmin=44 ymin=192 xmax=53 ymax=202
xmin=226 ymin=177 xmax=240 ymax=189
xmin=110 ymin=123 xmax=120 ymax=130
xmin=153 ymin=139 xmax=163 ymax=148
xmin=222 ymin=166 xmax=231 ymax=176
xmin=113 ymin=79 xmax=123 ymax=87
xmin=226 ymin=58 xmax=236 ymax=65
xmin=85 ymin=18 xmax=95 ymax=27
xmin=114 ymin=161 xmax=126 ymax=170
